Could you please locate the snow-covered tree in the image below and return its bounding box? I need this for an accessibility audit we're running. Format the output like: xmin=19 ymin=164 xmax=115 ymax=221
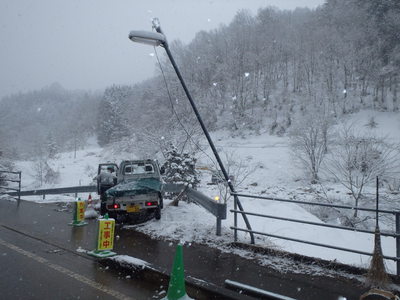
xmin=97 ymin=85 xmax=132 ymax=146
xmin=0 ymin=84 xmax=100 ymax=157
xmin=32 ymin=141 xmax=59 ymax=187
xmin=46 ymin=132 xmax=59 ymax=159
xmin=34 ymin=159 xmax=59 ymax=187
xmin=162 ymin=143 xmax=199 ymax=191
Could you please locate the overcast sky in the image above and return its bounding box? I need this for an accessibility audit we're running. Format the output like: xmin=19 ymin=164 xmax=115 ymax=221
xmin=0 ymin=0 xmax=324 ymax=99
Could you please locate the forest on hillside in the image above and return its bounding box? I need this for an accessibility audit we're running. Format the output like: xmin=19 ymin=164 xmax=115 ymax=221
xmin=0 ymin=0 xmax=399 ymax=161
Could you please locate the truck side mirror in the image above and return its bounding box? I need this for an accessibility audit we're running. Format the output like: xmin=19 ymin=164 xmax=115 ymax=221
xmin=160 ymin=166 xmax=165 ymax=175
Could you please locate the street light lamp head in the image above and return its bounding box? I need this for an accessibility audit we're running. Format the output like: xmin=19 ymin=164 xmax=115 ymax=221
xmin=128 ymin=30 xmax=166 ymax=47
xmin=152 ymin=18 xmax=161 ymax=32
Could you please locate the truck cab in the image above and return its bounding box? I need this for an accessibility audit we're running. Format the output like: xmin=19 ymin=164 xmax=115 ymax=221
xmin=98 ymin=159 xmax=163 ymax=223
xmin=117 ymin=159 xmax=161 ymax=183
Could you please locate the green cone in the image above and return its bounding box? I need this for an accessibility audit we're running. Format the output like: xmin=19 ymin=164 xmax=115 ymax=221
xmin=166 ymin=244 xmax=187 ymax=300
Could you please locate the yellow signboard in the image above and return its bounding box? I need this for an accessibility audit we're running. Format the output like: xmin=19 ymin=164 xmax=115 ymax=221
xmin=69 ymin=198 xmax=87 ymax=226
xmin=76 ymin=201 xmax=85 ymax=222
xmin=96 ymin=218 xmax=115 ymax=251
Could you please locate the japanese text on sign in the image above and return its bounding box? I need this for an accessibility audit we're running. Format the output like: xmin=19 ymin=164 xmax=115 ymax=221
xmin=76 ymin=201 xmax=85 ymax=222
xmin=97 ymin=219 xmax=115 ymax=251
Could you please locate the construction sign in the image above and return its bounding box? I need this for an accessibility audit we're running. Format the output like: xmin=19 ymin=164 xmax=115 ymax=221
xmin=76 ymin=200 xmax=85 ymax=222
xmin=96 ymin=218 xmax=115 ymax=251
xmin=69 ymin=198 xmax=88 ymax=227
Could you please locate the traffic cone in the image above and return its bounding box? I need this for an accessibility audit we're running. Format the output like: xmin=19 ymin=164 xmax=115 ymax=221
xmin=165 ymin=244 xmax=189 ymax=300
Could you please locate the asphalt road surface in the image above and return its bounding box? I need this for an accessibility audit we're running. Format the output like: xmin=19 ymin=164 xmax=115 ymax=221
xmin=0 ymin=198 xmax=374 ymax=300
xmin=0 ymin=200 xmax=163 ymax=300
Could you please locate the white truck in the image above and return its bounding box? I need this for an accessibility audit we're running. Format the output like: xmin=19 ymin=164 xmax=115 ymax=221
xmin=96 ymin=159 xmax=164 ymax=223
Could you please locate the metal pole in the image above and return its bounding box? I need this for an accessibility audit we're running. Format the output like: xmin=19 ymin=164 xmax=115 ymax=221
xmin=216 ymin=217 xmax=221 ymax=236
xmin=376 ymin=176 xmax=379 ymax=228
xmin=17 ymin=171 xmax=21 ymax=207
xmin=159 ymin=32 xmax=255 ymax=244
xmin=396 ymin=212 xmax=400 ymax=276
xmin=234 ymin=194 xmax=238 ymax=242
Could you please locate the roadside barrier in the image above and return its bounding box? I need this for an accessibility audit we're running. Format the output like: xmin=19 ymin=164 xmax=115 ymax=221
xmin=231 ymin=190 xmax=400 ymax=276
xmin=12 ymin=184 xmax=227 ymax=236
xmin=0 ymin=170 xmax=21 ymax=206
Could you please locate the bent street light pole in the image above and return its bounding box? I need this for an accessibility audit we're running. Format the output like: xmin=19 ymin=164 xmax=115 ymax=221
xmin=129 ymin=24 xmax=254 ymax=244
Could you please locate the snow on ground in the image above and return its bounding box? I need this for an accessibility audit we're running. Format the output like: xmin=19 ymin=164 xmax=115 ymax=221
xmin=12 ymin=110 xmax=400 ymax=275
xmin=111 ymin=255 xmax=149 ymax=268
xmin=131 ymin=196 xmax=396 ymax=274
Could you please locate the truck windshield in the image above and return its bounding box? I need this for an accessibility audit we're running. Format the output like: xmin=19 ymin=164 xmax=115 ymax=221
xmin=124 ymin=163 xmax=154 ymax=175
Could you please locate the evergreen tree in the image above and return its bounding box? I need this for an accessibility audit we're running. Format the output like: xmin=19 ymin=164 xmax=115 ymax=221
xmin=162 ymin=144 xmax=199 ymax=190
xmin=46 ymin=132 xmax=58 ymax=159
xmin=97 ymin=85 xmax=131 ymax=146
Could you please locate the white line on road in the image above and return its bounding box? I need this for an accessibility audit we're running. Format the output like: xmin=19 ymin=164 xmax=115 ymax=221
xmin=0 ymin=238 xmax=134 ymax=300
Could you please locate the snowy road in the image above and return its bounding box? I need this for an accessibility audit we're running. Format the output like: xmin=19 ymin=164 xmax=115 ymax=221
xmin=0 ymin=226 xmax=154 ymax=300
xmin=0 ymin=198 xmax=371 ymax=300
xmin=0 ymin=200 xmax=160 ymax=300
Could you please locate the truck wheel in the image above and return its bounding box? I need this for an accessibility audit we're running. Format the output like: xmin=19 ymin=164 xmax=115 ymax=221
xmin=155 ymin=206 xmax=161 ymax=220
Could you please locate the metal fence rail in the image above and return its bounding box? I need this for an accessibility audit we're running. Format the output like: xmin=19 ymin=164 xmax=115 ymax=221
xmin=6 ymin=185 xmax=97 ymax=202
xmin=0 ymin=170 xmax=21 ymax=205
xmin=6 ymin=183 xmax=227 ymax=236
xmin=234 ymin=193 xmax=398 ymax=215
xmin=231 ymin=192 xmax=400 ymax=276
xmin=13 ymin=185 xmax=97 ymax=197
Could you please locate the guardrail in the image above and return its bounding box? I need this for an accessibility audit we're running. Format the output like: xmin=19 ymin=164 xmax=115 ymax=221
xmin=0 ymin=170 xmax=22 ymax=205
xmin=13 ymin=185 xmax=97 ymax=197
xmin=7 ymin=183 xmax=227 ymax=236
xmin=163 ymin=183 xmax=227 ymax=236
xmin=231 ymin=192 xmax=400 ymax=276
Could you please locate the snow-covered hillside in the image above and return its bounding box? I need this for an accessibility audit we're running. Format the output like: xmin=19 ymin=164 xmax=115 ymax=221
xmin=13 ymin=110 xmax=400 ymax=274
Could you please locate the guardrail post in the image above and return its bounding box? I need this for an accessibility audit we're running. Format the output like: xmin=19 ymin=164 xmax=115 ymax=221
xmin=234 ymin=194 xmax=238 ymax=242
xmin=17 ymin=171 xmax=21 ymax=206
xmin=216 ymin=217 xmax=221 ymax=236
xmin=396 ymin=212 xmax=400 ymax=276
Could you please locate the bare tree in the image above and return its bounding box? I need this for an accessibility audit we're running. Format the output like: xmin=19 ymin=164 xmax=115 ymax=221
xmin=289 ymin=105 xmax=333 ymax=184
xmin=33 ymin=141 xmax=60 ymax=187
xmin=325 ymin=126 xmax=400 ymax=217
xmin=216 ymin=151 xmax=257 ymax=203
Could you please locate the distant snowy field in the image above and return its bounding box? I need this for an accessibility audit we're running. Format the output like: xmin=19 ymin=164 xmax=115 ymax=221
xmin=12 ymin=110 xmax=400 ymax=274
